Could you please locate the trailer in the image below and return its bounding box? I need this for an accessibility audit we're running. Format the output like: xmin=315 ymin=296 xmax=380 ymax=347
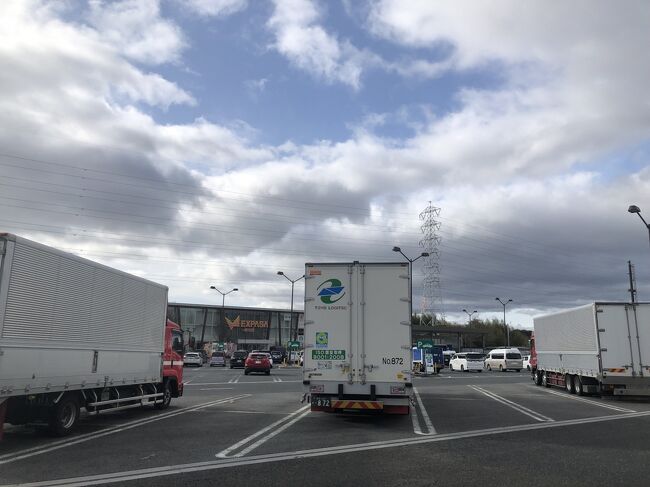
xmin=531 ymin=302 xmax=650 ymax=396
xmin=303 ymin=262 xmax=412 ymax=414
xmin=0 ymin=234 xmax=184 ymax=437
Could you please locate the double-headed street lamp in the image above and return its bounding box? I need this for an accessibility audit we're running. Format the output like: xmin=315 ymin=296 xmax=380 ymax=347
xmin=392 ymin=247 xmax=429 ymax=322
xmin=277 ymin=272 xmax=305 ymax=343
xmin=495 ymin=298 xmax=513 ymax=347
xmin=462 ymin=309 xmax=478 ymax=325
xmin=210 ymin=286 xmax=238 ymax=307
xmin=628 ymin=205 xmax=650 ymax=249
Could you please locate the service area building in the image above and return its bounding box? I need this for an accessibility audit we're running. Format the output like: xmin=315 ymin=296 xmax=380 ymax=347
xmin=167 ymin=302 xmax=304 ymax=352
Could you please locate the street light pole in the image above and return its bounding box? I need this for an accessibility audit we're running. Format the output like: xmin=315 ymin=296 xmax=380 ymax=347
xmin=495 ymin=298 xmax=513 ymax=347
xmin=392 ymin=247 xmax=429 ymax=324
xmin=462 ymin=309 xmax=478 ymax=326
xmin=209 ymin=286 xmax=238 ymax=350
xmin=628 ymin=205 xmax=650 ymax=249
xmin=277 ymin=272 xmax=305 ymax=358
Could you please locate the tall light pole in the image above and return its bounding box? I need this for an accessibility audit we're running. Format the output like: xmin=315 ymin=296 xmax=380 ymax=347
xmin=462 ymin=309 xmax=478 ymax=325
xmin=495 ymin=298 xmax=513 ymax=347
xmin=277 ymin=272 xmax=305 ymax=345
xmin=210 ymin=286 xmax=238 ymax=351
xmin=393 ymin=247 xmax=429 ymax=323
xmin=628 ymin=205 xmax=650 ymax=249
xmin=210 ymin=286 xmax=239 ymax=307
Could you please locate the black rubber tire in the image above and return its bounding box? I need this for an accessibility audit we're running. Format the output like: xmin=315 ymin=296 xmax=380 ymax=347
xmin=487 ymin=364 xmax=492 ymax=371
xmin=460 ymin=365 xmax=465 ymax=371
xmin=266 ymin=370 xmax=271 ymax=376
xmin=575 ymin=376 xmax=584 ymax=396
xmin=155 ymin=381 xmax=173 ymax=410
xmin=534 ymin=370 xmax=543 ymax=386
xmin=565 ymin=374 xmax=575 ymax=394
xmin=244 ymin=369 xmax=250 ymax=375
xmin=499 ymin=364 xmax=504 ymax=372
xmin=515 ymin=369 xmax=521 ymax=373
xmin=47 ymin=394 xmax=80 ymax=437
xmin=542 ymin=371 xmax=551 ymax=388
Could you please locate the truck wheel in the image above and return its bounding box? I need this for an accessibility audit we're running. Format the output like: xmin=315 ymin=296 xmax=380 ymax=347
xmin=574 ymin=376 xmax=584 ymax=396
xmin=48 ymin=395 xmax=80 ymax=437
xmin=565 ymin=374 xmax=575 ymax=394
xmin=155 ymin=381 xmax=173 ymax=410
xmin=542 ymin=371 xmax=550 ymax=388
xmin=534 ymin=370 xmax=542 ymax=386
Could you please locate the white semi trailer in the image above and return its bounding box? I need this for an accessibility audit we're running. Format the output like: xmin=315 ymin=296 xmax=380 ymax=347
xmin=303 ymin=262 xmax=412 ymax=414
xmin=531 ymin=302 xmax=650 ymax=396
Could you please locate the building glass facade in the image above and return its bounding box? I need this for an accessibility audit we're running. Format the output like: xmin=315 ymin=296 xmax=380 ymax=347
xmin=167 ymin=303 xmax=304 ymax=353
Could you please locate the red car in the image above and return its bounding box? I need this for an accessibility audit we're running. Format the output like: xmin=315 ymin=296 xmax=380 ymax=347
xmin=245 ymin=353 xmax=271 ymax=375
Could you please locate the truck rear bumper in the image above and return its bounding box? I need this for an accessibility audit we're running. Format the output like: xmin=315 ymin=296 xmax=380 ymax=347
xmin=310 ymin=394 xmax=410 ymax=414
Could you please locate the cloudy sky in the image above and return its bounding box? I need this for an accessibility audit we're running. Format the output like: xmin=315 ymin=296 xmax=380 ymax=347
xmin=1 ymin=0 xmax=649 ymax=328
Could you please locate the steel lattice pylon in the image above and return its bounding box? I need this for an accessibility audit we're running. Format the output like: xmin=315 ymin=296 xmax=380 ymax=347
xmin=419 ymin=202 xmax=445 ymax=323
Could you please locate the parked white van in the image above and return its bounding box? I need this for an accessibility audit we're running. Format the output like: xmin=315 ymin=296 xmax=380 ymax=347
xmin=484 ymin=348 xmax=523 ymax=372
xmin=449 ymin=352 xmax=484 ymax=372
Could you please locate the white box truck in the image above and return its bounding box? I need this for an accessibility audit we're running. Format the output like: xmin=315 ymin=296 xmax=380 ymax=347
xmin=303 ymin=262 xmax=412 ymax=414
xmin=531 ymin=302 xmax=650 ymax=396
xmin=0 ymin=234 xmax=184 ymax=437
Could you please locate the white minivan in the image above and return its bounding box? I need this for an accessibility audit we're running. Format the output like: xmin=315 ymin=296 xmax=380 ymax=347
xmin=484 ymin=348 xmax=523 ymax=372
xmin=449 ymin=352 xmax=484 ymax=372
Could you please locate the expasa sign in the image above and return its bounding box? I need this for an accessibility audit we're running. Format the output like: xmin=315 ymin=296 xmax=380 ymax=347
xmin=225 ymin=316 xmax=269 ymax=331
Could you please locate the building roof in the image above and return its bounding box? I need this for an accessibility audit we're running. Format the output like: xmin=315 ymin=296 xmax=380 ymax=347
xmin=168 ymin=302 xmax=304 ymax=314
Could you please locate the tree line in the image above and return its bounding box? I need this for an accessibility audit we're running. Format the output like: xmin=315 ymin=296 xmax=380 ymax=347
xmin=413 ymin=314 xmax=532 ymax=348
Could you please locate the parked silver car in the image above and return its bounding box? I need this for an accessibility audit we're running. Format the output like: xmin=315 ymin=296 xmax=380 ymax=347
xmin=183 ymin=351 xmax=203 ymax=367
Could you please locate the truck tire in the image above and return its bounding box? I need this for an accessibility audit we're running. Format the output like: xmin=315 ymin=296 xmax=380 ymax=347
xmin=47 ymin=394 xmax=80 ymax=437
xmin=542 ymin=371 xmax=550 ymax=388
xmin=534 ymin=370 xmax=543 ymax=386
xmin=565 ymin=374 xmax=575 ymax=394
xmin=574 ymin=376 xmax=584 ymax=396
xmin=155 ymin=381 xmax=173 ymax=410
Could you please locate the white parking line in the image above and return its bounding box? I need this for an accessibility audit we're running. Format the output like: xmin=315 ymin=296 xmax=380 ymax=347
xmin=199 ymin=388 xmax=235 ymax=391
xmin=412 ymin=386 xmax=436 ymax=435
xmin=15 ymin=410 xmax=650 ymax=486
xmin=469 ymin=385 xmax=554 ymax=422
xmin=0 ymin=395 xmax=251 ymax=466
xmin=228 ymin=375 xmax=241 ymax=384
xmin=531 ymin=386 xmax=637 ymax=413
xmin=216 ymin=404 xmax=311 ymax=458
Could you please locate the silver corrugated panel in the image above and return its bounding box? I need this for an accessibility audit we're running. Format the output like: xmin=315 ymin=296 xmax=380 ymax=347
xmin=1 ymin=238 xmax=166 ymax=352
xmin=534 ymin=304 xmax=598 ymax=352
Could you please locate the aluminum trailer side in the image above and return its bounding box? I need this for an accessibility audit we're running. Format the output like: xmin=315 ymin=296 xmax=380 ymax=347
xmin=0 ymin=234 xmax=180 ymax=436
xmin=303 ymin=262 xmax=412 ymax=414
xmin=532 ymin=302 xmax=650 ymax=396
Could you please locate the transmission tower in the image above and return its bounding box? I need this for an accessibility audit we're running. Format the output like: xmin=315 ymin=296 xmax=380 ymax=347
xmin=419 ymin=202 xmax=445 ymax=324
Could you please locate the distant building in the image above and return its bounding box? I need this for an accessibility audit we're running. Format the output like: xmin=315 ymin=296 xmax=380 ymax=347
xmin=167 ymin=302 xmax=304 ymax=352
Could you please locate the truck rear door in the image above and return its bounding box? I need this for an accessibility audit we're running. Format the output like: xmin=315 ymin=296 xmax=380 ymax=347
xmin=597 ymin=304 xmax=647 ymax=378
xmin=357 ymin=263 xmax=411 ymax=386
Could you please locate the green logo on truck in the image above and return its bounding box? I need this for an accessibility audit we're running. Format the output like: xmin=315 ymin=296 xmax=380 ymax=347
xmin=317 ymin=279 xmax=345 ymax=304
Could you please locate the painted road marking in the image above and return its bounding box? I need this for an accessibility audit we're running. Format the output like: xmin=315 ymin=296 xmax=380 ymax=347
xmin=469 ymin=385 xmax=554 ymax=422
xmin=0 ymin=395 xmax=250 ymax=466
xmin=199 ymin=388 xmax=235 ymax=391
xmin=530 ymin=386 xmax=637 ymax=413
xmin=235 ymin=408 xmax=311 ymax=457
xmin=412 ymin=386 xmax=436 ymax=435
xmin=12 ymin=411 xmax=650 ymax=487
xmin=228 ymin=375 xmax=241 ymax=384
xmin=216 ymin=404 xmax=311 ymax=458
xmin=272 ymin=377 xmax=283 ymax=383
xmin=185 ymin=380 xmax=301 ymax=386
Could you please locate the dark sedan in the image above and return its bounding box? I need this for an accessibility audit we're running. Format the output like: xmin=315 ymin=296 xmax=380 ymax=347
xmin=230 ymin=350 xmax=248 ymax=368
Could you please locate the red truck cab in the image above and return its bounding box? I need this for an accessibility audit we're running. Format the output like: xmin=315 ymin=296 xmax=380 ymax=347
xmin=162 ymin=320 xmax=184 ymax=402
xmin=529 ymin=333 xmax=537 ymax=379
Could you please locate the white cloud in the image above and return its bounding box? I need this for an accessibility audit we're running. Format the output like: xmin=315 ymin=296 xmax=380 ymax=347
xmin=181 ymin=0 xmax=248 ymax=17
xmin=267 ymin=0 xmax=380 ymax=89
xmin=88 ymin=0 xmax=186 ymax=65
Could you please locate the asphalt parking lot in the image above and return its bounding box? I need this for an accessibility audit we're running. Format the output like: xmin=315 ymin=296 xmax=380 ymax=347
xmin=2 ymin=366 xmax=650 ymax=486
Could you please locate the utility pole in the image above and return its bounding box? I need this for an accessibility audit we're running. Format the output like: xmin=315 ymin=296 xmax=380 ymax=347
xmin=628 ymin=260 xmax=637 ymax=303
xmin=495 ymin=298 xmax=513 ymax=347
